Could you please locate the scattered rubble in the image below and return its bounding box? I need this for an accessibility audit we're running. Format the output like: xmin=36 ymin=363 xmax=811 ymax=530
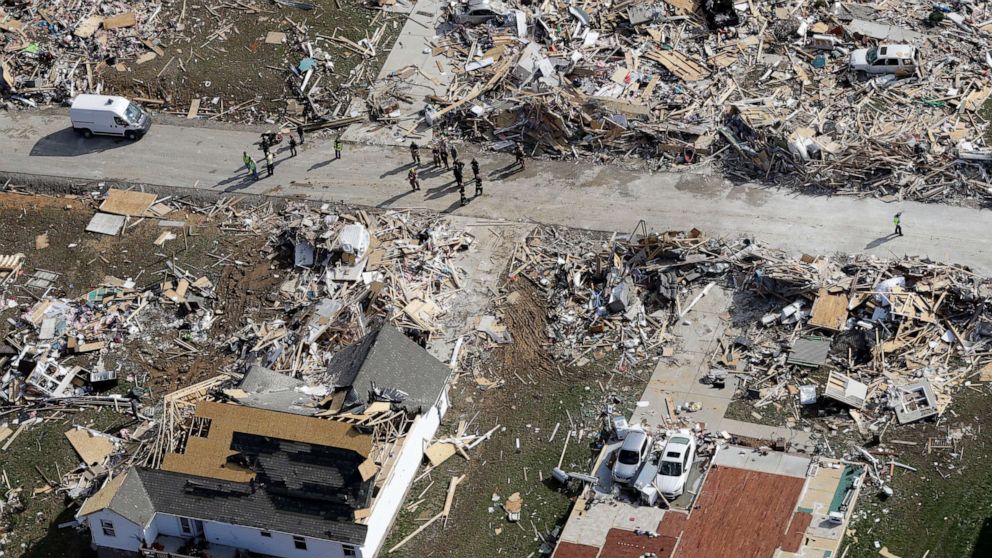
xmin=423 ymin=0 xmax=992 ymax=203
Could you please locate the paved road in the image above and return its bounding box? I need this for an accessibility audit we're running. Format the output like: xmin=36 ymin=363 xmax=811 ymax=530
xmin=4 ymin=111 xmax=991 ymax=273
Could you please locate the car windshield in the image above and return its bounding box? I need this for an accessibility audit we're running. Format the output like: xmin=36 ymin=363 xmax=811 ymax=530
xmin=125 ymin=103 xmax=143 ymax=124
xmin=659 ymin=460 xmax=682 ymax=477
xmin=618 ymin=449 xmax=640 ymax=465
xmin=866 ymin=48 xmax=878 ymax=64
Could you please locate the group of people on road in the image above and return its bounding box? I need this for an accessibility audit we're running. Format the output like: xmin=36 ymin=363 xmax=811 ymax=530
xmin=407 ymin=138 xmax=493 ymax=206
xmin=242 ymin=125 xmax=307 ymax=181
xmin=241 ymin=128 xmax=528 ymax=211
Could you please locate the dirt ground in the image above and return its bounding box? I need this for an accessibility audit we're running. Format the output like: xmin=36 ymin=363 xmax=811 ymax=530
xmin=384 ymin=280 xmax=652 ymax=557
xmin=99 ymin=1 xmax=402 ymax=123
xmin=0 ymin=191 xmax=277 ymax=555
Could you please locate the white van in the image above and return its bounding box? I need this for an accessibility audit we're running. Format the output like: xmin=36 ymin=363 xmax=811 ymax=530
xmin=70 ymin=94 xmax=151 ymax=140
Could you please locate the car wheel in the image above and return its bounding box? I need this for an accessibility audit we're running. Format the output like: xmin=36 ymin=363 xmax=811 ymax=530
xmin=79 ymin=128 xmax=93 ymax=138
xmin=124 ymin=131 xmax=138 ymax=141
xmin=856 ymin=70 xmax=867 ymax=81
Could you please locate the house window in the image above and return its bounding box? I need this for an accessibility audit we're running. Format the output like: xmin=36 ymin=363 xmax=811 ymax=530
xmin=180 ymin=517 xmax=193 ymax=535
xmin=101 ymin=519 xmax=116 ymax=537
xmin=293 ymin=536 xmax=307 ymax=550
xmin=260 ymin=531 xmax=272 ymax=538
xmin=190 ymin=416 xmax=212 ymax=438
xmin=343 ymin=544 xmax=357 ymax=557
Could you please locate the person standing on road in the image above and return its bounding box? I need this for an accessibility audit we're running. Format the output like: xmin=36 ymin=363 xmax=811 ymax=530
xmin=408 ymin=168 xmax=420 ymax=191
xmin=893 ymin=212 xmax=903 ymax=236
xmin=439 ymin=144 xmax=449 ymax=169
xmin=449 ymin=143 xmax=459 ymax=165
xmin=297 ymin=124 xmax=305 ymax=145
xmin=260 ymin=137 xmax=270 ymax=158
xmin=248 ymin=156 xmax=258 ymax=180
xmin=514 ymin=142 xmax=525 ymax=170
xmin=475 ymin=174 xmax=483 ymax=197
xmin=289 ymin=137 xmax=297 ymax=157
xmin=243 ymin=151 xmax=251 ymax=173
xmin=334 ymin=138 xmax=342 ymax=160
xmin=431 ymin=144 xmax=441 ymax=167
xmin=471 ymin=157 xmax=480 ymax=180
xmin=410 ymin=141 xmax=421 ymax=166
xmin=459 ymin=181 xmax=467 ymax=206
xmin=453 ymin=160 xmax=464 ymax=189
xmin=266 ymin=151 xmax=274 ymax=177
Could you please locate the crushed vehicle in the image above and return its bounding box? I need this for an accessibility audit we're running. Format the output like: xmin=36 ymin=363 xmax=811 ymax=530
xmin=453 ymin=0 xmax=508 ymax=25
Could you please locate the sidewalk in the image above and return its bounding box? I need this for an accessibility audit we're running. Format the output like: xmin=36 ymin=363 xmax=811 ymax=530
xmin=2 ymin=111 xmax=991 ymax=274
xmin=340 ymin=0 xmax=450 ymax=146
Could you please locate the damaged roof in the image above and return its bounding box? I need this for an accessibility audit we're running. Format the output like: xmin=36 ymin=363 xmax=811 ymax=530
xmin=233 ymin=364 xmax=316 ymax=415
xmin=161 ymin=401 xmax=372 ymax=482
xmin=325 ymin=323 xmax=452 ymax=414
xmin=76 ymin=470 xmax=155 ymax=528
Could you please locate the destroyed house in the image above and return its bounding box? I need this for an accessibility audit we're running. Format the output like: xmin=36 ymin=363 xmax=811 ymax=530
xmin=325 ymin=323 xmax=452 ymax=416
xmin=78 ymin=324 xmax=455 ymax=558
xmin=78 ymin=402 xmax=375 ymax=558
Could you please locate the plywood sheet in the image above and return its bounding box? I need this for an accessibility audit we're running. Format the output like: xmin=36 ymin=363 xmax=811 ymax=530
xmin=99 ymin=189 xmax=157 ymax=217
xmin=809 ymin=288 xmax=848 ymax=331
xmin=425 ymin=442 xmax=457 ymax=467
xmin=645 ymin=49 xmax=709 ymax=81
xmin=65 ymin=428 xmax=115 ymax=467
xmin=102 ymin=12 xmax=136 ymax=29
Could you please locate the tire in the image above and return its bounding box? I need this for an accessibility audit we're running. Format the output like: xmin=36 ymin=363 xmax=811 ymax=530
xmin=856 ymin=70 xmax=868 ymax=81
xmin=125 ymin=130 xmax=138 ymax=141
xmin=79 ymin=128 xmax=93 ymax=138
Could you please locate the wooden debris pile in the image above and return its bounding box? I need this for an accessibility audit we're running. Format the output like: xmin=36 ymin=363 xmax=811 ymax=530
xmin=0 ymin=1 xmax=171 ymax=107
xmin=225 ymin=202 xmax=473 ymax=384
xmin=509 ymin=224 xmax=748 ymax=371
xmin=1 ymin=269 xmax=217 ymax=405
xmin=717 ymin=252 xmax=992 ymax=438
xmin=429 ymin=0 xmax=992 ymax=203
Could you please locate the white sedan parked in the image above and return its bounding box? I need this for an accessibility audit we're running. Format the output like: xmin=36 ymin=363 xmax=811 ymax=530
xmin=656 ymin=430 xmax=696 ymax=499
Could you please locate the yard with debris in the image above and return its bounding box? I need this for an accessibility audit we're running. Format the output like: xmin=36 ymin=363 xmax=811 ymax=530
xmin=1 ymin=1 xmax=401 ymax=126
xmin=103 ymin=0 xmax=402 ymax=123
xmin=845 ymin=387 xmax=992 ymax=558
xmin=3 ymin=183 xmax=992 ymax=558
xmin=0 ymin=191 xmax=273 ymax=554
xmin=384 ymin=280 xmax=649 ymax=557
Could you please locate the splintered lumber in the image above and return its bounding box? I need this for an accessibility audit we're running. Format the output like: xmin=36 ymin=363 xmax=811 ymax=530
xmin=388 ymin=475 xmax=465 ymax=553
xmin=644 ymin=49 xmax=710 ymax=81
xmin=432 ymin=58 xmax=512 ymax=119
xmin=442 ymin=475 xmax=465 ymax=517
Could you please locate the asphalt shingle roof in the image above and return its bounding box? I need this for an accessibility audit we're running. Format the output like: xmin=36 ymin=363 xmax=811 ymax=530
xmin=130 ymin=468 xmax=368 ymax=544
xmin=325 ymin=324 xmax=452 ymax=414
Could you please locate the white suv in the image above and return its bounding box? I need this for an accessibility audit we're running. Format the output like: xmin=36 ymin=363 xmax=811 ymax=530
xmin=849 ymin=44 xmax=919 ymax=78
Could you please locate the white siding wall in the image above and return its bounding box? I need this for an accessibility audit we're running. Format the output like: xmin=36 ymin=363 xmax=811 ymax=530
xmin=86 ymin=510 xmax=144 ymax=552
xmin=153 ymin=513 xmax=360 ymax=558
xmin=362 ymin=404 xmax=443 ymax=557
